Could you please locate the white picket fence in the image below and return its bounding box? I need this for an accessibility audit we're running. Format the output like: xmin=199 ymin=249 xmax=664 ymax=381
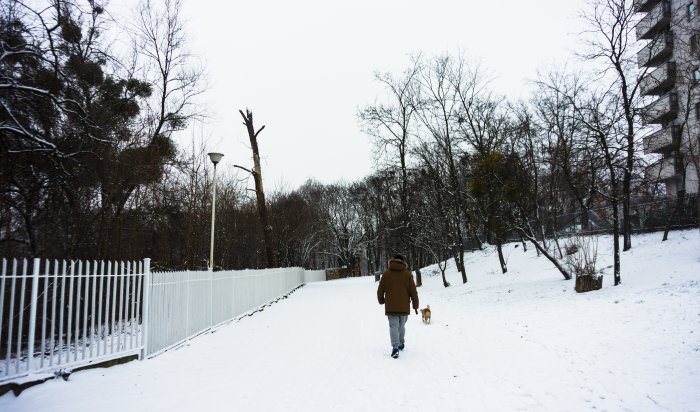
xmin=0 ymin=258 xmax=325 ymax=383
xmin=146 ymin=267 xmax=325 ymax=357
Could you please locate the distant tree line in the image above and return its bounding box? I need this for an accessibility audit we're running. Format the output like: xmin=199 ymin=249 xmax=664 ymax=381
xmin=2 ymin=0 xmax=697 ymax=285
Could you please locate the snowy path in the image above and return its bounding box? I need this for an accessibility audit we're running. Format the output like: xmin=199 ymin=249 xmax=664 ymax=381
xmin=1 ymin=230 xmax=699 ymax=411
xmin=2 ymin=278 xmax=462 ymax=412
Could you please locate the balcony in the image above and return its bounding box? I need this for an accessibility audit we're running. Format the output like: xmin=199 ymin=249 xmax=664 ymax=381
xmin=637 ymin=31 xmax=673 ymax=68
xmin=634 ymin=0 xmax=660 ymax=13
xmin=643 ymin=124 xmax=681 ymax=153
xmin=647 ymin=156 xmax=681 ymax=181
xmin=640 ymin=62 xmax=676 ymax=96
xmin=643 ymin=92 xmax=678 ymax=124
xmin=636 ymin=0 xmax=671 ymax=39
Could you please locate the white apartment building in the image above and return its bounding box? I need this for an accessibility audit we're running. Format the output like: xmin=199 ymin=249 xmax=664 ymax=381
xmin=637 ymin=0 xmax=700 ymax=195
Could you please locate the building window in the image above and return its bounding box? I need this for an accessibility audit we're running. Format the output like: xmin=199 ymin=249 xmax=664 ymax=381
xmin=694 ymin=67 xmax=700 ymax=82
xmin=692 ymin=34 xmax=700 ymax=53
xmin=695 ymin=102 xmax=700 ymax=119
xmin=689 ymin=2 xmax=698 ymax=20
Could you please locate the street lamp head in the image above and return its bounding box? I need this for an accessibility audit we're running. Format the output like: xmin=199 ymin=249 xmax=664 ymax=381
xmin=208 ymin=152 xmax=224 ymax=165
xmin=208 ymin=152 xmax=223 ymax=270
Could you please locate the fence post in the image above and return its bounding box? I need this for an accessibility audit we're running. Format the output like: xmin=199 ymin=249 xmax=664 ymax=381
xmin=140 ymin=258 xmax=151 ymax=360
xmin=27 ymin=258 xmax=40 ymax=372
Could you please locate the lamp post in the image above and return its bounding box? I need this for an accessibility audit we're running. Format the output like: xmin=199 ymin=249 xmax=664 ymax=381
xmin=208 ymin=152 xmax=224 ymax=270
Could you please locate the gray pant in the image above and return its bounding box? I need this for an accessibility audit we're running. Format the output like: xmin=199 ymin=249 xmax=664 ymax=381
xmin=387 ymin=315 xmax=407 ymax=349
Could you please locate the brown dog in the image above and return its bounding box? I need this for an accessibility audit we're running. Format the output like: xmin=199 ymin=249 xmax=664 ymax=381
xmin=420 ymin=305 xmax=431 ymax=324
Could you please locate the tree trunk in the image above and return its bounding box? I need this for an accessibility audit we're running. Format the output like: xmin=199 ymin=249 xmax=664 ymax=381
xmin=622 ymin=75 xmax=635 ymax=253
xmin=697 ymin=196 xmax=700 ymax=237
xmin=553 ymin=232 xmax=563 ymax=260
xmin=622 ymin=190 xmax=632 ymax=251
xmin=439 ymin=264 xmax=450 ymax=287
xmin=538 ymin=217 xmax=548 ymax=250
xmin=525 ymin=222 xmax=541 ymax=257
xmin=469 ymin=226 xmax=483 ymax=250
xmin=496 ymin=239 xmax=507 ymax=274
xmin=400 ymin=159 xmax=421 ymax=287
xmin=611 ymin=198 xmax=621 ymax=286
xmin=455 ymin=224 xmax=467 ymax=284
xmin=411 ymin=245 xmax=422 ymax=287
xmin=580 ymin=206 xmax=590 ymax=232
xmin=663 ymin=190 xmax=685 ymax=241
xmin=574 ymin=275 xmax=603 ymax=293
xmin=240 ymin=109 xmax=276 ymax=268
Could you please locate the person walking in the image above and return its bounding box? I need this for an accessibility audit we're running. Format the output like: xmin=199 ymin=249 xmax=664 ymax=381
xmin=377 ymin=254 xmax=419 ymax=359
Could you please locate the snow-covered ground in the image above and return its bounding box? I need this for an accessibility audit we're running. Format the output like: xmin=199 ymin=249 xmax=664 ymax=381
xmin=1 ymin=230 xmax=699 ymax=411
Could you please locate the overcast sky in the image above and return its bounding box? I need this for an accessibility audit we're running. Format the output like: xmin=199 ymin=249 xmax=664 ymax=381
xmin=172 ymin=0 xmax=589 ymax=191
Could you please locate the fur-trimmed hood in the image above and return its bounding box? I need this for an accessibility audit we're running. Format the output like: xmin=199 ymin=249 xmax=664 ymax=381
xmin=387 ymin=258 xmax=408 ymax=271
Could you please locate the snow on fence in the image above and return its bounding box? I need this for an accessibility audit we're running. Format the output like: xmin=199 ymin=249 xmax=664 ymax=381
xmin=0 ymin=258 xmax=325 ymax=383
xmin=0 ymin=258 xmax=145 ymax=383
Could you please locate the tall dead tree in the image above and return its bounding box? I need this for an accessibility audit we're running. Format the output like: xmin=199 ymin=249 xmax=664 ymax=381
xmin=238 ymin=109 xmax=276 ymax=268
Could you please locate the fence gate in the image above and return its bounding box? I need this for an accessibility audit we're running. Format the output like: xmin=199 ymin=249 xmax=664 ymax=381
xmin=0 ymin=258 xmax=148 ymax=383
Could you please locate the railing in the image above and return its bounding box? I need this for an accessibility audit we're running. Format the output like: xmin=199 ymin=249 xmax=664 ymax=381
xmin=146 ymin=267 xmax=325 ymax=357
xmin=0 ymin=259 xmax=145 ymax=383
xmin=640 ymin=61 xmax=675 ymax=96
xmin=647 ymin=156 xmax=680 ymax=181
xmin=634 ymin=0 xmax=660 ymax=13
xmin=0 ymin=260 xmax=325 ymax=383
xmin=643 ymin=124 xmax=680 ymax=153
xmin=637 ymin=30 xmax=673 ymax=68
xmin=523 ymin=195 xmax=698 ymax=238
xmin=635 ymin=0 xmax=671 ymax=40
xmin=644 ymin=92 xmax=678 ymax=124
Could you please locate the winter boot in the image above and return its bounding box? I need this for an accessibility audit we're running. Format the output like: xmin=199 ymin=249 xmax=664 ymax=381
xmin=391 ymin=348 xmax=399 ymax=359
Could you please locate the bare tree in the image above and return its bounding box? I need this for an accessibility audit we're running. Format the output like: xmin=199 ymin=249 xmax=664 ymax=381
xmin=359 ymin=56 xmax=423 ymax=285
xmin=412 ymin=141 xmax=455 ymax=287
xmin=134 ymin=0 xmax=205 ymax=142
xmin=577 ymin=88 xmax=626 ymax=285
xmin=98 ymin=0 xmax=207 ymax=218
xmin=236 ymin=109 xmax=276 ymax=268
xmin=531 ymin=69 xmax=614 ymax=265
xmin=317 ymin=183 xmax=367 ymax=272
xmin=451 ymin=60 xmax=518 ymax=273
xmin=415 ymin=53 xmax=469 ymax=283
xmin=580 ymin=0 xmax=647 ymax=251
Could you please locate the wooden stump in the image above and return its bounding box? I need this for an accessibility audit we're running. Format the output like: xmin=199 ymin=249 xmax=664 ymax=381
xmin=575 ymin=275 xmax=603 ymax=293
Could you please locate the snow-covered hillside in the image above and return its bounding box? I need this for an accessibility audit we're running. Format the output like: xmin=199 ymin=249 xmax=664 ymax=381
xmin=1 ymin=230 xmax=699 ymax=411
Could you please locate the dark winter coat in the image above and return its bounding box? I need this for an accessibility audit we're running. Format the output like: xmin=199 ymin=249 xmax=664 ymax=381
xmin=377 ymin=258 xmax=419 ymax=315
